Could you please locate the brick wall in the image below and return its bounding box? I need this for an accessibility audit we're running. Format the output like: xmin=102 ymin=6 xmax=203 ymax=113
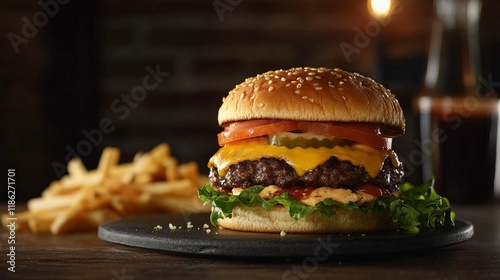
xmin=96 ymin=0 xmax=436 ymax=175
xmin=2 ymin=0 xmax=500 ymax=199
xmin=1 ymin=1 xmax=51 ymax=200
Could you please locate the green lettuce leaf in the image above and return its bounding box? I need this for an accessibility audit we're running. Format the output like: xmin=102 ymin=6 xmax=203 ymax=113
xmin=197 ymin=178 xmax=455 ymax=233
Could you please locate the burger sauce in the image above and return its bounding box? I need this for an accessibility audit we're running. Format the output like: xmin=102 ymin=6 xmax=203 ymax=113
xmin=273 ymin=186 xmax=316 ymax=200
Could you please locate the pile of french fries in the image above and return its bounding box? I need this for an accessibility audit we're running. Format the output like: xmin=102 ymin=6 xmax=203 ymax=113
xmin=2 ymin=143 xmax=209 ymax=234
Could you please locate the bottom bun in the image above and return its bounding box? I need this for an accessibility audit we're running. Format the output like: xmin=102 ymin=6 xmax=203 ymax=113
xmin=217 ymin=205 xmax=399 ymax=233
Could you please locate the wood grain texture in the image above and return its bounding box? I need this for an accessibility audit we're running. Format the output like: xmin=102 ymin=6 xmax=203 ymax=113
xmin=1 ymin=202 xmax=499 ymax=280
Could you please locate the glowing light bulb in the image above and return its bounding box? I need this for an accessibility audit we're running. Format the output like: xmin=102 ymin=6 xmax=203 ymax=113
xmin=369 ymin=0 xmax=392 ymax=18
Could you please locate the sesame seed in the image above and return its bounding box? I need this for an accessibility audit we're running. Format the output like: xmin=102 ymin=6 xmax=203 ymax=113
xmin=296 ymin=83 xmax=302 ymax=88
xmin=268 ymin=86 xmax=274 ymax=92
xmin=298 ymin=77 xmax=304 ymax=83
xmin=329 ymin=85 xmax=335 ymax=88
xmin=257 ymin=102 xmax=264 ymax=107
xmin=295 ymin=90 xmax=300 ymax=94
xmin=285 ymin=83 xmax=291 ymax=87
xmin=280 ymin=231 xmax=287 ymax=237
xmin=274 ymin=75 xmax=279 ymax=79
xmin=291 ymin=81 xmax=297 ymax=84
xmin=341 ymin=95 xmax=347 ymax=101
xmin=308 ymin=72 xmax=315 ymax=76
xmin=254 ymin=87 xmax=260 ymax=92
xmin=313 ymin=83 xmax=319 ymax=86
xmin=315 ymin=87 xmax=323 ymax=90
xmin=315 ymin=76 xmax=321 ymax=79
xmin=309 ymin=98 xmax=314 ymax=102
xmin=302 ymin=95 xmax=308 ymax=99
xmin=339 ymin=81 xmax=345 ymax=85
xmin=306 ymin=77 xmax=313 ymax=81
xmin=281 ymin=77 xmax=286 ymax=81
xmin=268 ymin=80 xmax=273 ymax=84
xmin=338 ymin=88 xmax=344 ymax=91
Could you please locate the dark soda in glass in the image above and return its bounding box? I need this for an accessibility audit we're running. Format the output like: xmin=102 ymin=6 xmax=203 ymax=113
xmin=416 ymin=96 xmax=498 ymax=203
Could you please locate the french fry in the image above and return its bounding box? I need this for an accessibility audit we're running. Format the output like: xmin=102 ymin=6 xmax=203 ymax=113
xmin=108 ymin=163 xmax=134 ymax=183
xmin=149 ymin=143 xmax=170 ymax=162
xmin=133 ymin=153 xmax=155 ymax=174
xmin=2 ymin=213 xmax=28 ymax=232
xmin=28 ymin=210 xmax=60 ymax=234
xmin=67 ymin=158 xmax=87 ymax=178
xmin=2 ymin=209 xmax=59 ymax=233
xmin=139 ymin=179 xmax=193 ymax=196
xmin=82 ymin=208 xmax=121 ymax=228
xmin=178 ymin=162 xmax=199 ymax=183
xmin=41 ymin=181 xmax=79 ymax=197
xmin=51 ymin=207 xmax=120 ymax=234
xmin=27 ymin=194 xmax=78 ymax=212
xmin=163 ymin=157 xmax=179 ymax=181
xmin=134 ymin=173 xmax=154 ymax=184
xmin=59 ymin=171 xmax=104 ymax=189
xmin=6 ymin=142 xmax=210 ymax=234
xmin=97 ymin=147 xmax=120 ymax=176
xmin=109 ymin=196 xmax=128 ymax=216
xmin=150 ymin=196 xmax=205 ymax=213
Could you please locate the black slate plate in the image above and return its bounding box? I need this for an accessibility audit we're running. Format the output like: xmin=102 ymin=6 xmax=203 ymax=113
xmin=98 ymin=213 xmax=473 ymax=257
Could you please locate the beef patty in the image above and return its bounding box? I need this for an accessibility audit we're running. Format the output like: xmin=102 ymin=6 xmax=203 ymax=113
xmin=209 ymin=156 xmax=404 ymax=194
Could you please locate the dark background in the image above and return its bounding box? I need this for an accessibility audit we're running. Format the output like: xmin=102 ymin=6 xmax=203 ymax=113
xmin=1 ymin=0 xmax=500 ymax=201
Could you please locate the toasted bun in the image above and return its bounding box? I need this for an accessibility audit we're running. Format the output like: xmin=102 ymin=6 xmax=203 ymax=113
xmin=218 ymin=67 xmax=405 ymax=135
xmin=217 ymin=204 xmax=399 ymax=233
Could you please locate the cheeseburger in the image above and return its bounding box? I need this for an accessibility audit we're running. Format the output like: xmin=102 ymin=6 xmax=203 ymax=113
xmin=198 ymin=67 xmax=454 ymax=233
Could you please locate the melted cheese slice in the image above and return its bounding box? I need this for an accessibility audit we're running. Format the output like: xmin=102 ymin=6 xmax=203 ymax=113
xmin=208 ymin=138 xmax=400 ymax=178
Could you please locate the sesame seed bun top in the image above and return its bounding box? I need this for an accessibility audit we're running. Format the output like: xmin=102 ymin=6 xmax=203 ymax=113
xmin=218 ymin=67 xmax=405 ymax=135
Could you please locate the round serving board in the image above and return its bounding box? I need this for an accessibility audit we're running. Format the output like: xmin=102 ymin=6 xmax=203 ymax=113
xmin=98 ymin=213 xmax=473 ymax=257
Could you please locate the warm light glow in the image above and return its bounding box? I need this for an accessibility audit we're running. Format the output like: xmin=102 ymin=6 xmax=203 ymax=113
xmin=368 ymin=0 xmax=392 ymax=18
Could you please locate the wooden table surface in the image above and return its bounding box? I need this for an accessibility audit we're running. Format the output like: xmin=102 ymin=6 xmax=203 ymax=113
xmin=1 ymin=202 xmax=499 ymax=280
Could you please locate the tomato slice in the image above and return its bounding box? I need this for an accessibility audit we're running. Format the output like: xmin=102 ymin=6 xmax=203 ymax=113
xmin=218 ymin=121 xmax=299 ymax=146
xmin=217 ymin=120 xmax=392 ymax=149
xmin=296 ymin=122 xmax=391 ymax=150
